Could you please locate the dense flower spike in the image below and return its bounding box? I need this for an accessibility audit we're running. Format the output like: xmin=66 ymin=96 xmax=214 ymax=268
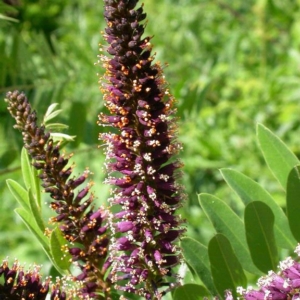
xmin=5 ymin=90 xmax=110 ymax=299
xmin=98 ymin=0 xmax=185 ymax=298
xmin=0 ymin=258 xmax=63 ymax=300
xmin=225 ymin=244 xmax=300 ymax=300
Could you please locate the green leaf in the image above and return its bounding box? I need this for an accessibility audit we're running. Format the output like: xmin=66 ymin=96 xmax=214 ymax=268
xmin=50 ymin=227 xmax=72 ymax=274
xmin=173 ymin=284 xmax=209 ymax=300
xmin=208 ymin=234 xmax=247 ymax=299
xmin=14 ymin=207 xmax=50 ymax=255
xmin=257 ymin=124 xmax=299 ymax=189
xmin=21 ymin=148 xmax=41 ymax=208
xmin=221 ymin=168 xmax=296 ymax=249
xmin=21 ymin=147 xmax=33 ymax=191
xmin=286 ymin=165 xmax=300 ymax=242
xmin=181 ymin=237 xmax=218 ymax=296
xmin=14 ymin=208 xmax=71 ymax=276
xmin=45 ymin=123 xmax=69 ymax=131
xmin=28 ymin=188 xmax=45 ymax=232
xmin=50 ymin=132 xmax=76 ymax=141
xmin=32 ymin=167 xmax=41 ymax=209
xmin=244 ymin=201 xmax=278 ymax=273
xmin=6 ymin=179 xmax=30 ymax=211
xmin=0 ymin=14 xmax=19 ymax=22
xmin=43 ymin=103 xmax=62 ymax=123
xmin=199 ymin=193 xmax=261 ymax=275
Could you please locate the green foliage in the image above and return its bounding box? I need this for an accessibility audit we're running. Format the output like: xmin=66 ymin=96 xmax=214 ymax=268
xmin=199 ymin=193 xmax=260 ymax=275
xmin=50 ymin=227 xmax=72 ymax=272
xmin=2 ymin=0 xmax=300 ymax=299
xmin=173 ymin=284 xmax=208 ymax=300
xmin=7 ymin=147 xmax=71 ymax=275
xmin=181 ymin=125 xmax=300 ymax=298
xmin=244 ymin=201 xmax=278 ymax=273
xmin=221 ymin=168 xmax=296 ymax=249
xmin=286 ymin=165 xmax=300 ymax=242
xmin=208 ymin=234 xmax=246 ymax=298
xmin=181 ymin=237 xmax=217 ymax=296
xmin=257 ymin=124 xmax=299 ymax=189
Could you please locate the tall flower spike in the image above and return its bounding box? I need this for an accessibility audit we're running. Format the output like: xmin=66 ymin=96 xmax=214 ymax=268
xmin=99 ymin=0 xmax=185 ymax=298
xmin=5 ymin=91 xmax=111 ymax=299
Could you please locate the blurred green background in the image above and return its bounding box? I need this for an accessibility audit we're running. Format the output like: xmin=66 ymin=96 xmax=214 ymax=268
xmin=1 ymin=0 xmax=300 ymax=277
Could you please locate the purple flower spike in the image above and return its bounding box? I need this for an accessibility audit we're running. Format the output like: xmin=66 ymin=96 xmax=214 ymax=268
xmin=5 ymin=90 xmax=111 ymax=299
xmin=99 ymin=0 xmax=185 ymax=297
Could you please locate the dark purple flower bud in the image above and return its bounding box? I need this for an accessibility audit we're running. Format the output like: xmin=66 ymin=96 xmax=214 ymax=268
xmin=115 ymin=237 xmax=134 ymax=251
xmin=69 ymin=247 xmax=83 ymax=256
xmin=116 ymin=221 xmax=134 ymax=232
xmin=0 ymin=259 xmax=60 ymax=299
xmin=55 ymin=213 xmax=67 ymax=222
xmin=68 ymin=175 xmax=87 ymax=189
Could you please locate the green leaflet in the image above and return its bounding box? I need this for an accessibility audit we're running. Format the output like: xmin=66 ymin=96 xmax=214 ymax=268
xmin=221 ymin=168 xmax=296 ymax=249
xmin=199 ymin=193 xmax=261 ymax=275
xmin=14 ymin=207 xmax=50 ymax=256
xmin=245 ymin=201 xmax=278 ymax=273
xmin=208 ymin=234 xmax=246 ymax=299
xmin=28 ymin=188 xmax=45 ymax=232
xmin=181 ymin=237 xmax=218 ymax=296
xmin=43 ymin=103 xmax=62 ymax=123
xmin=286 ymin=165 xmax=300 ymax=242
xmin=6 ymin=179 xmax=30 ymax=211
xmin=257 ymin=124 xmax=299 ymax=190
xmin=173 ymin=284 xmax=209 ymax=300
xmin=50 ymin=227 xmax=72 ymax=274
xmin=21 ymin=147 xmax=41 ymax=209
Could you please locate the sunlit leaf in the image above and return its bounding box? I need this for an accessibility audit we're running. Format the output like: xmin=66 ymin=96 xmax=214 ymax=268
xmin=244 ymin=201 xmax=278 ymax=273
xmin=0 ymin=14 xmax=18 ymax=22
xmin=44 ymin=109 xmax=63 ymax=124
xmin=44 ymin=103 xmax=60 ymax=122
xmin=50 ymin=227 xmax=72 ymax=274
xmin=14 ymin=207 xmax=50 ymax=255
xmin=181 ymin=237 xmax=218 ymax=296
xmin=21 ymin=147 xmax=33 ymax=191
xmin=199 ymin=193 xmax=261 ymax=274
xmin=6 ymin=179 xmax=30 ymax=211
xmin=173 ymin=284 xmax=209 ymax=300
xmin=45 ymin=123 xmax=69 ymax=131
xmin=286 ymin=165 xmax=300 ymax=242
xmin=221 ymin=168 xmax=296 ymax=249
xmin=28 ymin=188 xmax=45 ymax=232
xmin=21 ymin=148 xmax=41 ymax=208
xmin=257 ymin=124 xmax=299 ymax=189
xmin=208 ymin=234 xmax=246 ymax=299
xmin=50 ymin=132 xmax=76 ymax=141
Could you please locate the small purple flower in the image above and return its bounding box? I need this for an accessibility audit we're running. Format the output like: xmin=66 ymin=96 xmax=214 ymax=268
xmin=98 ymin=0 xmax=185 ymax=297
xmin=229 ymin=244 xmax=300 ymax=300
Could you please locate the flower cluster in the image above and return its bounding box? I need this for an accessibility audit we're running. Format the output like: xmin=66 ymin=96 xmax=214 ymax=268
xmin=226 ymin=244 xmax=300 ymax=300
xmin=98 ymin=0 xmax=185 ymax=298
xmin=0 ymin=258 xmax=65 ymax=300
xmin=5 ymin=90 xmax=110 ymax=299
xmin=4 ymin=0 xmax=186 ymax=299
